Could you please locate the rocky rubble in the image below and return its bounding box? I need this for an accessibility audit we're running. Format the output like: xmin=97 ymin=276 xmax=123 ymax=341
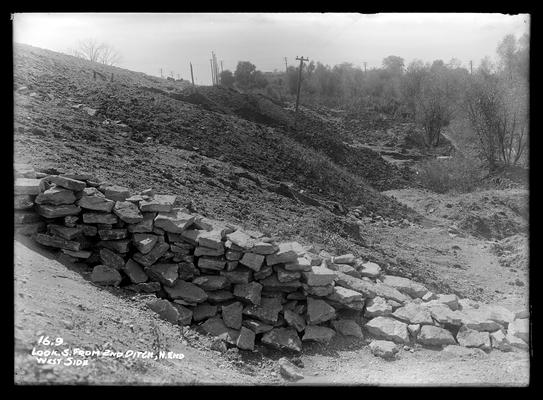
xmin=14 ymin=163 xmax=530 ymax=358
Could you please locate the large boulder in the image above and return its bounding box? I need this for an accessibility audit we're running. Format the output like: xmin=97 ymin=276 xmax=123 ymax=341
xmin=90 ymin=265 xmax=122 ymax=286
xmin=334 ymin=272 xmax=410 ymax=304
xmin=284 ymin=309 xmax=306 ymax=332
xmin=456 ymin=326 xmax=491 ymax=351
xmin=278 ymin=357 xmax=304 ymax=381
xmin=418 ymin=325 xmax=456 ymax=347
xmin=99 ymin=248 xmax=125 ymax=270
xmin=133 ymin=242 xmax=170 ymax=267
xmin=326 ymin=286 xmax=363 ymax=305
xmin=192 ymin=303 xmax=218 ymax=322
xmin=358 ymin=261 xmax=382 ymax=278
xmin=365 ymin=316 xmax=409 ymax=344
xmin=122 ymin=259 xmax=148 ymax=284
xmin=239 ymin=252 xmax=265 ymax=272
xmin=147 ymin=299 xmax=180 ymax=324
xmin=35 ymin=233 xmax=81 ymax=251
xmin=77 ymin=194 xmax=115 ymax=212
xmin=164 ymin=280 xmax=208 ymax=303
xmin=46 ymin=176 xmax=86 ymax=191
xmin=102 ymin=185 xmax=130 ymax=201
xmin=132 ymin=233 xmax=158 ymax=254
xmin=306 ymin=297 xmax=336 ymax=324
xmin=302 ymin=325 xmax=335 ymax=344
xmin=200 ymin=316 xmax=239 ymax=345
xmin=261 ymin=327 xmax=302 ymax=352
xmin=236 ymin=326 xmax=256 ymax=351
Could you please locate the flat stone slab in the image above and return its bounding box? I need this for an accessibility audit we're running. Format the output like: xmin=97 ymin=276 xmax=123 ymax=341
xmin=266 ymin=242 xmax=304 ymax=265
xmin=37 ymin=204 xmax=81 ymax=218
xmin=127 ymin=213 xmax=155 ymax=233
xmin=206 ymin=290 xmax=234 ymax=304
xmin=276 ymin=267 xmax=301 ymax=283
xmin=61 ymin=249 xmax=92 ymax=259
xmin=82 ymin=212 xmax=118 ymax=224
xmin=261 ymin=327 xmax=302 ymax=352
xmin=200 ymin=316 xmax=239 ymax=345
xmin=91 ymin=265 xmax=122 ymax=286
xmin=100 ymin=248 xmax=125 ymax=269
xmin=98 ymin=229 xmax=128 ymax=240
xmin=365 ymin=316 xmax=409 ymax=344
xmin=198 ymin=257 xmax=226 ymax=271
xmin=139 ymin=194 xmax=177 ymax=212
xmin=242 ymin=319 xmax=274 ymax=334
xmin=77 ymin=194 xmax=115 ymax=212
xmin=46 ymin=176 xmax=86 ymax=191
xmin=35 ymin=233 xmax=81 ymax=251
xmin=198 ymin=230 xmax=224 ymax=250
xmin=327 ymin=286 xmax=364 ymax=305
xmin=239 ymin=252 xmax=265 ymax=271
xmin=47 ymin=224 xmax=83 ymax=240
xmin=97 ymin=239 xmax=131 ymax=253
xmin=102 ymin=185 xmax=131 ymax=201
xmin=164 ymin=280 xmax=208 ymax=303
xmin=260 ymin=275 xmax=301 ymax=293
xmin=332 ymin=254 xmax=356 ymax=265
xmin=226 ymin=230 xmax=255 ymax=250
xmin=35 ymin=186 xmax=76 ymax=205
xmin=147 ymin=299 xmax=180 ymax=324
xmin=418 ymin=325 xmax=457 ymax=347
xmin=122 ymin=259 xmax=148 ymax=284
xmin=382 ymin=275 xmax=429 ymax=299
xmin=15 ymin=178 xmax=42 ymax=195
xmin=192 ymin=275 xmax=230 ymax=291
xmin=144 ymin=263 xmax=179 ymax=286
xmin=335 ymin=272 xmax=411 ymax=304
xmin=233 ymin=282 xmax=263 ymax=305
xmin=220 ymin=268 xmax=253 ymax=284
xmin=113 ymin=201 xmax=143 ymax=224
xmin=302 ymin=265 xmax=336 ymax=286
xmin=302 ymin=325 xmax=336 ymax=343
xmin=365 ymin=296 xmax=393 ymax=318
xmin=133 ymin=242 xmax=170 ymax=267
xmin=125 ymin=282 xmax=162 ymax=293
xmin=154 ymin=208 xmax=195 ymax=233
xmin=192 ymin=303 xmax=218 ymax=322
xmin=251 ymin=242 xmax=278 ymax=255
xmin=392 ymin=303 xmax=434 ymax=325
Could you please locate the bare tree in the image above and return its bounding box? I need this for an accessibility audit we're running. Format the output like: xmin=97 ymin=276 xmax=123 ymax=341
xmin=70 ymin=39 xmax=121 ymax=66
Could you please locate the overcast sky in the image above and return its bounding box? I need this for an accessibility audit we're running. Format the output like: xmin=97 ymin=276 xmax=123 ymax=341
xmin=13 ymin=13 xmax=529 ymax=85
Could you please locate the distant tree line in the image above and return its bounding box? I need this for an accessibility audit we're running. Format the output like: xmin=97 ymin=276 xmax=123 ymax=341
xmin=219 ymin=33 xmax=528 ymax=170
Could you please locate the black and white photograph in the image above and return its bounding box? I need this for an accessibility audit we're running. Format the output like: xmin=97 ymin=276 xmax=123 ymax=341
xmin=12 ymin=12 xmax=530 ymax=386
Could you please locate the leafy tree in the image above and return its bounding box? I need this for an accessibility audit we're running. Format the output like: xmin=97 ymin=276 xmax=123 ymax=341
xmin=220 ymin=70 xmax=235 ymax=87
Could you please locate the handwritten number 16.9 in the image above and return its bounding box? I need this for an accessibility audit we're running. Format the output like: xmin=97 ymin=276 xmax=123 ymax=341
xmin=37 ymin=336 xmax=63 ymax=346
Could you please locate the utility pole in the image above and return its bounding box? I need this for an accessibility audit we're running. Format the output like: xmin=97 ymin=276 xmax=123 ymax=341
xmin=160 ymin=68 xmax=163 ymax=78
xmin=294 ymin=56 xmax=309 ymax=130
xmin=284 ymin=57 xmax=288 ymax=73
xmin=210 ymin=58 xmax=215 ymax=86
xmin=363 ymin=62 xmax=367 ymax=74
xmin=190 ymin=62 xmax=195 ymax=86
xmin=220 ymin=61 xmax=224 ymax=75
xmin=469 ymin=60 xmax=473 ymax=75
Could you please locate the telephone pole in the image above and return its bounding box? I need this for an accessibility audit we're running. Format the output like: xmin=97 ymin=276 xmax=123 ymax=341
xmin=220 ymin=61 xmax=224 ymax=75
xmin=294 ymin=56 xmax=309 ymax=130
xmin=210 ymin=58 xmax=215 ymax=86
xmin=190 ymin=62 xmax=195 ymax=86
xmin=160 ymin=68 xmax=163 ymax=78
xmin=284 ymin=57 xmax=288 ymax=73
xmin=363 ymin=62 xmax=367 ymax=74
xmin=469 ymin=60 xmax=473 ymax=75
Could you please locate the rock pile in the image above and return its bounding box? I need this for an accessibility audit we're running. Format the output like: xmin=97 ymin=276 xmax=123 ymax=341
xmin=14 ymin=164 xmax=530 ymax=356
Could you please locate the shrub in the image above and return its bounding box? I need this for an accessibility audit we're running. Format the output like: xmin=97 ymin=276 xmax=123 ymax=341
xmin=416 ymin=156 xmax=482 ymax=193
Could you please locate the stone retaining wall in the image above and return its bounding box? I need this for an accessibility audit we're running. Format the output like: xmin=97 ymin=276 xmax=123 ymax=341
xmin=14 ymin=163 xmax=530 ymax=356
